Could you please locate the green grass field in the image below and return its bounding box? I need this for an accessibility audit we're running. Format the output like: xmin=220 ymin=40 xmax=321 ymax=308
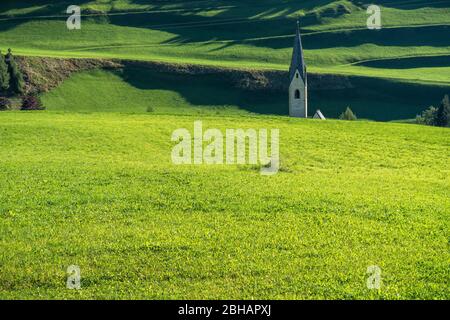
xmin=0 ymin=112 xmax=449 ymax=299
xmin=0 ymin=0 xmax=449 ymax=300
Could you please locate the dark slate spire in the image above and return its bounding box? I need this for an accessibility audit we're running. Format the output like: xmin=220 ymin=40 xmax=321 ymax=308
xmin=289 ymin=21 xmax=306 ymax=82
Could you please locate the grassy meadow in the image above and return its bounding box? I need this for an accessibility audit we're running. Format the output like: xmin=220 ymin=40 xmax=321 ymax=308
xmin=0 ymin=112 xmax=449 ymax=299
xmin=0 ymin=0 xmax=449 ymax=300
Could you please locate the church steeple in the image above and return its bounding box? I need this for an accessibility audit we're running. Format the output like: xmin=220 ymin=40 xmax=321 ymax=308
xmin=289 ymin=21 xmax=306 ymax=83
xmin=288 ymin=21 xmax=308 ymax=118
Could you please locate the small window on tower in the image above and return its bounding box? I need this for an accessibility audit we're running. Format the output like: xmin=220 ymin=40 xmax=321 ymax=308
xmin=295 ymin=90 xmax=300 ymax=99
xmin=296 ymin=73 xmax=299 ymax=79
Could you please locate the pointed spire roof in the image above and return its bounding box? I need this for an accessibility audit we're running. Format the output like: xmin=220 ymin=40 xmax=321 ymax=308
xmin=313 ymin=110 xmax=326 ymax=120
xmin=289 ymin=21 xmax=306 ymax=82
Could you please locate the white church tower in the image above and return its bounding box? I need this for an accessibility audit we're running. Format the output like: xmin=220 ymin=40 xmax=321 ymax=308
xmin=289 ymin=22 xmax=308 ymax=118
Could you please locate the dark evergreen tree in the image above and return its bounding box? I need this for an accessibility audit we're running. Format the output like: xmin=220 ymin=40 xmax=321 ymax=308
xmin=339 ymin=107 xmax=357 ymax=121
xmin=435 ymin=94 xmax=450 ymax=127
xmin=416 ymin=106 xmax=437 ymax=126
xmin=445 ymin=95 xmax=450 ymax=126
xmin=0 ymin=97 xmax=11 ymax=110
xmin=6 ymin=49 xmax=25 ymax=94
xmin=21 ymin=95 xmax=43 ymax=110
xmin=0 ymin=50 xmax=10 ymax=93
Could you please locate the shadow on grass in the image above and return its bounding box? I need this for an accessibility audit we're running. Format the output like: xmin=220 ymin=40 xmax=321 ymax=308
xmin=354 ymin=55 xmax=450 ymax=69
xmin=351 ymin=0 xmax=450 ymax=10
xmin=119 ymin=64 xmax=449 ymax=121
xmin=120 ymin=65 xmax=287 ymax=115
xmin=311 ymin=77 xmax=449 ymax=121
xmin=0 ymin=0 xmax=342 ymax=49
xmin=1 ymin=0 xmax=448 ymax=52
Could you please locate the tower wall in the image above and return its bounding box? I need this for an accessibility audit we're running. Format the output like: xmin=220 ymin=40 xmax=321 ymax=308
xmin=289 ymin=71 xmax=307 ymax=118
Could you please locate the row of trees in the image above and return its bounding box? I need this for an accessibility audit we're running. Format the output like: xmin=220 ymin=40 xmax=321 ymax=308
xmin=330 ymin=97 xmax=450 ymax=126
xmin=416 ymin=95 xmax=450 ymax=127
xmin=0 ymin=49 xmax=25 ymax=95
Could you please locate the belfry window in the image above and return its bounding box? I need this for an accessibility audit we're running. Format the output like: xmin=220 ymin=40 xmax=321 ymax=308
xmin=295 ymin=90 xmax=300 ymax=99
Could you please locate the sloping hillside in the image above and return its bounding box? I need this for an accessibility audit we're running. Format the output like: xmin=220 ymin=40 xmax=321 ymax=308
xmin=0 ymin=1 xmax=449 ymax=301
xmin=39 ymin=64 xmax=449 ymax=120
xmin=0 ymin=0 xmax=449 ymax=85
xmin=0 ymin=112 xmax=448 ymax=299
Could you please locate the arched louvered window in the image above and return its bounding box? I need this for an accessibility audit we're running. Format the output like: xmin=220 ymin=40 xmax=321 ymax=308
xmin=295 ymin=90 xmax=300 ymax=99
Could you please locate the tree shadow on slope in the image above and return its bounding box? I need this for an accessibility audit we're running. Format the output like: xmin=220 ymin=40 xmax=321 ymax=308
xmin=97 ymin=1 xmax=450 ymax=52
xmin=0 ymin=0 xmax=62 ymax=15
xmin=302 ymin=25 xmax=450 ymax=50
xmin=226 ymin=24 xmax=450 ymax=53
xmin=120 ymin=65 xmax=288 ymax=115
xmin=0 ymin=0 xmax=343 ymax=49
xmin=120 ymin=0 xmax=449 ymax=51
xmin=312 ymin=77 xmax=450 ymax=121
xmin=119 ymin=64 xmax=450 ymax=121
xmin=0 ymin=0 xmax=92 ymax=16
xmin=1 ymin=0 xmax=448 ymax=52
xmin=0 ymin=0 xmax=91 ymax=31
xmin=355 ymin=55 xmax=450 ymax=69
xmin=351 ymin=0 xmax=450 ymax=10
xmin=106 ymin=0 xmax=344 ymax=49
